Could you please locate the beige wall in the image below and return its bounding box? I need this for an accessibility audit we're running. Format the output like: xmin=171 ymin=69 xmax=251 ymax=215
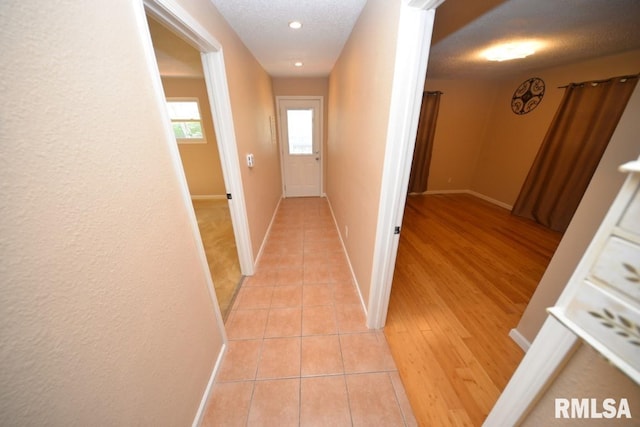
xmin=327 ymin=0 xmax=401 ymax=306
xmin=272 ymin=77 xmax=329 ymax=193
xmin=522 ymin=344 xmax=640 ymax=426
xmin=424 ymin=79 xmax=499 ymax=191
xmin=472 ymin=49 xmax=640 ymax=205
xmin=517 ymin=83 xmax=640 ymax=343
xmin=162 ymin=77 xmax=226 ymax=196
xmin=175 ymin=0 xmax=281 ymax=260
xmin=0 ymin=0 xmax=282 ymax=424
xmin=0 ymin=1 xmax=224 ymax=425
xmin=424 ymin=50 xmax=640 ymax=207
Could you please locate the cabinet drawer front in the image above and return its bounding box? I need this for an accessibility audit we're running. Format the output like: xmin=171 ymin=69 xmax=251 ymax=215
xmin=565 ymin=281 xmax=640 ymax=376
xmin=590 ymin=237 xmax=640 ymax=302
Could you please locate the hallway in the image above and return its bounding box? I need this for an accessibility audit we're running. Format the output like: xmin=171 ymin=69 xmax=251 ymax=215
xmin=202 ymin=197 xmax=416 ymax=426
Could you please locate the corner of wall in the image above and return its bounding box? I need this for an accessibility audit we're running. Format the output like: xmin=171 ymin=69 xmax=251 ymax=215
xmin=253 ymin=196 xmax=283 ymax=269
xmin=325 ymin=196 xmax=368 ymax=317
xmin=190 ymin=342 xmax=227 ymax=426
xmin=509 ymin=328 xmax=531 ymax=352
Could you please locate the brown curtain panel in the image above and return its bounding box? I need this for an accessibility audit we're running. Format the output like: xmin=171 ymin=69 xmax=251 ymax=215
xmin=512 ymin=74 xmax=638 ymax=232
xmin=408 ymin=91 xmax=442 ymax=193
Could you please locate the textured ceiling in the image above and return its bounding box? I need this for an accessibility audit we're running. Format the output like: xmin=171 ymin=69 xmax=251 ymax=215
xmin=427 ymin=0 xmax=640 ymax=79
xmin=149 ymin=0 xmax=640 ymax=81
xmin=210 ymin=0 xmax=367 ymax=77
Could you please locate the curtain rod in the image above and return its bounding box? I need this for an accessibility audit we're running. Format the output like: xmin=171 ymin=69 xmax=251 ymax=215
xmin=558 ymin=73 xmax=640 ymax=89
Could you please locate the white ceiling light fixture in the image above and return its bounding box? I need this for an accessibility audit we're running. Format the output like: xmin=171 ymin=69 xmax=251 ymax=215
xmin=483 ymin=41 xmax=539 ymax=62
xmin=294 ymin=61 xmax=303 ymax=67
xmin=288 ymin=21 xmax=302 ymax=29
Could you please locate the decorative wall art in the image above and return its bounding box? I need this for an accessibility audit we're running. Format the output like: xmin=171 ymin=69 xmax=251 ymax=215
xmin=511 ymin=77 xmax=545 ymax=115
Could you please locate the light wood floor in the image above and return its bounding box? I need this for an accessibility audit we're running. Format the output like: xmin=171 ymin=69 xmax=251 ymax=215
xmin=192 ymin=199 xmax=242 ymax=320
xmin=384 ymin=193 xmax=563 ymax=426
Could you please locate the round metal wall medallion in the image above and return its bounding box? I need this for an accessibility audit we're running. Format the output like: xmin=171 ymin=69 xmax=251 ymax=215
xmin=511 ymin=77 xmax=545 ymax=115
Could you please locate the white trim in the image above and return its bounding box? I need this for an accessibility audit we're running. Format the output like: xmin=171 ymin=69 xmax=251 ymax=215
xmin=484 ymin=317 xmax=580 ymax=426
xmin=190 ymin=194 xmax=228 ymax=200
xmin=418 ymin=189 xmax=514 ymax=210
xmin=619 ymin=159 xmax=640 ymax=173
xmin=420 ymin=189 xmax=467 ymax=195
xmin=467 ymin=190 xmax=513 ymax=210
xmin=166 ymin=97 xmax=207 ymax=144
xmin=327 ymin=197 xmax=368 ymax=317
xmin=275 ymin=96 xmax=324 ymax=197
xmin=191 ymin=342 xmax=227 ymax=427
xmin=201 ymin=52 xmax=254 ymax=276
xmin=143 ymin=0 xmax=254 ymax=277
xmin=144 ymin=0 xmax=221 ymax=50
xmin=254 ymin=197 xmax=283 ymax=268
xmin=367 ymin=4 xmax=436 ymax=329
xmin=508 ymin=328 xmax=531 ymax=352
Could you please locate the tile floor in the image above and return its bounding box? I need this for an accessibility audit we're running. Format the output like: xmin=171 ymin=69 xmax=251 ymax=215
xmin=201 ymin=197 xmax=417 ymax=427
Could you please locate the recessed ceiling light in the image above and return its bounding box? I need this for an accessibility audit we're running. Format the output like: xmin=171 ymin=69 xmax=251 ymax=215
xmin=289 ymin=21 xmax=302 ymax=29
xmin=294 ymin=61 xmax=303 ymax=67
xmin=483 ymin=41 xmax=539 ymax=62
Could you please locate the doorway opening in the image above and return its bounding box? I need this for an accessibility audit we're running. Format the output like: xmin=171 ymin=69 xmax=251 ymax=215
xmin=276 ymin=97 xmax=323 ymax=197
xmin=146 ymin=15 xmax=242 ymax=319
xmin=143 ymin=2 xmax=256 ymax=324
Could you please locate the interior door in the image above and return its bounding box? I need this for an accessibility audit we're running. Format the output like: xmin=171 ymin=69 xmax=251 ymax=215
xmin=278 ymin=98 xmax=322 ymax=197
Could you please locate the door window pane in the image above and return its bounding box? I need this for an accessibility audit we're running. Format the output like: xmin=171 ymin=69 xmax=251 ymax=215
xmin=287 ymin=109 xmax=313 ymax=154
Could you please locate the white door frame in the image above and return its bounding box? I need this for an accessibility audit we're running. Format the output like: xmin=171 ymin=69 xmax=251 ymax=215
xmin=142 ymin=0 xmax=254 ymax=278
xmin=367 ymin=1 xmax=437 ymax=329
xmin=276 ymin=96 xmax=324 ymax=197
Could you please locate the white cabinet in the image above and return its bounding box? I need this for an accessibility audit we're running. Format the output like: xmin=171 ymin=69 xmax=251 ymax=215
xmin=549 ymin=160 xmax=640 ymax=383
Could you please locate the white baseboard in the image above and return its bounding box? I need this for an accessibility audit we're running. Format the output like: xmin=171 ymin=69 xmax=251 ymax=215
xmin=420 ymin=189 xmax=467 ymax=195
xmin=254 ymin=196 xmax=283 ymax=270
xmin=325 ymin=196 xmax=368 ymax=319
xmin=466 ymin=190 xmax=513 ymax=211
xmin=509 ymin=328 xmax=531 ymax=352
xmin=416 ymin=189 xmax=513 ymax=211
xmin=191 ymin=342 xmax=227 ymax=427
xmin=190 ymin=194 xmax=227 ymax=200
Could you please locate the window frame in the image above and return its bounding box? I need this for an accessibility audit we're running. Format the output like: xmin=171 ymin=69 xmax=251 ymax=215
xmin=166 ymin=97 xmax=206 ymax=144
xmin=286 ymin=108 xmax=314 ymax=155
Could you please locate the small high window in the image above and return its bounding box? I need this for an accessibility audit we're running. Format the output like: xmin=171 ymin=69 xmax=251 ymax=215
xmin=166 ymin=98 xmax=205 ymax=143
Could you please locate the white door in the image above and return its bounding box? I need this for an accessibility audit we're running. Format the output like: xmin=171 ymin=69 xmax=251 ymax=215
xmin=277 ymin=97 xmax=322 ymax=197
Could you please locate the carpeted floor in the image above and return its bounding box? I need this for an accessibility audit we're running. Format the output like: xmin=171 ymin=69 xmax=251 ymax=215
xmin=192 ymin=198 xmax=242 ymax=320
